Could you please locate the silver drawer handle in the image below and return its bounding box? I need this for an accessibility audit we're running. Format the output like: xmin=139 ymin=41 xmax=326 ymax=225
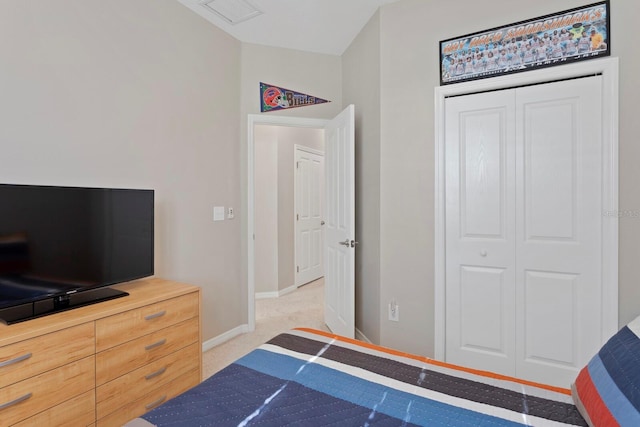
xmin=0 ymin=393 xmax=32 ymax=411
xmin=145 ymin=311 xmax=166 ymax=321
xmin=145 ymin=339 xmax=167 ymax=351
xmin=0 ymin=353 xmax=32 ymax=369
xmin=145 ymin=366 xmax=167 ymax=380
xmin=145 ymin=395 xmax=167 ymax=410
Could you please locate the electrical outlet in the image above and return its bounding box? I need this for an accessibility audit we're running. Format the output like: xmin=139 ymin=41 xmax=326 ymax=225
xmin=388 ymin=300 xmax=399 ymax=322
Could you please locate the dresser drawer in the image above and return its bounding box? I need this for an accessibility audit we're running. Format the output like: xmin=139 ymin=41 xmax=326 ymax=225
xmin=97 ymin=368 xmax=199 ymax=427
xmin=97 ymin=342 xmax=200 ymax=419
xmin=96 ymin=292 xmax=198 ymax=352
xmin=0 ymin=323 xmax=94 ymax=389
xmin=0 ymin=355 xmax=94 ymax=426
xmin=96 ymin=317 xmax=199 ymax=385
xmin=12 ymin=390 xmax=95 ymax=427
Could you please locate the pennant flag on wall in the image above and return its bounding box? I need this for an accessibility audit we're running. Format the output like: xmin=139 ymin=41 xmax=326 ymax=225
xmin=260 ymin=82 xmax=330 ymax=113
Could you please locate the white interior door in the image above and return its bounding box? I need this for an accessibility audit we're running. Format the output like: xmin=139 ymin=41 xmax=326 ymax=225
xmin=445 ymin=90 xmax=517 ymax=376
xmin=324 ymin=104 xmax=355 ymax=338
xmin=445 ymin=76 xmax=606 ymax=387
xmin=295 ymin=146 xmax=325 ymax=287
xmin=514 ymin=77 xmax=603 ymax=386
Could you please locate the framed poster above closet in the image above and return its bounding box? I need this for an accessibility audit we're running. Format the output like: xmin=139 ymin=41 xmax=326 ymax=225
xmin=439 ymin=1 xmax=610 ymax=85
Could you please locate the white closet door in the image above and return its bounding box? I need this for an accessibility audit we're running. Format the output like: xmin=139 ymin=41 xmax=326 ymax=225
xmin=445 ymin=76 xmax=605 ymax=387
xmin=515 ymin=76 xmax=603 ymax=386
xmin=445 ymin=90 xmax=517 ymax=376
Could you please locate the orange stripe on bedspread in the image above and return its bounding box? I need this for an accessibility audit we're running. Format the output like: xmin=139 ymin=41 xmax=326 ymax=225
xmin=294 ymin=327 xmax=572 ymax=396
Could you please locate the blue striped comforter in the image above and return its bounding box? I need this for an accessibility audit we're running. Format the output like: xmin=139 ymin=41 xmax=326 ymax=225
xmin=132 ymin=329 xmax=586 ymax=426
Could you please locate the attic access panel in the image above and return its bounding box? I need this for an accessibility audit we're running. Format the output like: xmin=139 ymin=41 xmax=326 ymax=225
xmin=200 ymin=0 xmax=263 ymax=25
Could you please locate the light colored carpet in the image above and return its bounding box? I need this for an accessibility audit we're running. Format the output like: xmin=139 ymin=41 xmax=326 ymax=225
xmin=202 ymin=278 xmax=328 ymax=379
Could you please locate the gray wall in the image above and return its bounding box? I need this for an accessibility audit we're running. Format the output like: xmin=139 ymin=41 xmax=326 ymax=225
xmin=0 ymin=0 xmax=242 ymax=342
xmin=254 ymin=126 xmax=279 ymax=294
xmin=361 ymin=0 xmax=640 ymax=356
xmin=611 ymin=1 xmax=640 ymax=328
xmin=342 ymin=12 xmax=382 ymax=344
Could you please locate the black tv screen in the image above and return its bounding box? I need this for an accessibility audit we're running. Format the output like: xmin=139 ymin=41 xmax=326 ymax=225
xmin=0 ymin=184 xmax=154 ymax=323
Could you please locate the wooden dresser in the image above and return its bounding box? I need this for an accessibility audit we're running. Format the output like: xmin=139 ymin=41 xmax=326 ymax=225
xmin=0 ymin=278 xmax=201 ymax=427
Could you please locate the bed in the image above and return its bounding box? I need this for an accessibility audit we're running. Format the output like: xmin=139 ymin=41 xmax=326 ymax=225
xmin=124 ymin=327 xmax=602 ymax=427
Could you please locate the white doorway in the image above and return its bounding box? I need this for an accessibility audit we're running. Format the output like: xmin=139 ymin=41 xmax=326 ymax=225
xmin=295 ymin=145 xmax=325 ymax=287
xmin=248 ymin=106 xmax=356 ymax=338
xmin=434 ymin=58 xmax=619 ymax=388
xmin=253 ymin=125 xmax=324 ymax=298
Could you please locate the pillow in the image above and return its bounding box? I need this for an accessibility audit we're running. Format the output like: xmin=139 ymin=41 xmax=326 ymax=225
xmin=572 ymin=315 xmax=640 ymax=426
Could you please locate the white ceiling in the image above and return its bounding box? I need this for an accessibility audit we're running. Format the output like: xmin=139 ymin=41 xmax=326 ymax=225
xmin=177 ymin=0 xmax=400 ymax=56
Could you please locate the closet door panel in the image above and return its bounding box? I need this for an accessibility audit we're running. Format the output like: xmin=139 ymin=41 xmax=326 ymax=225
xmin=515 ymin=76 xmax=603 ymax=387
xmin=445 ymin=90 xmax=516 ymax=376
xmin=460 ymin=111 xmax=505 ymax=238
xmin=523 ymin=271 xmax=578 ymax=366
xmin=459 ymin=266 xmax=508 ymax=356
xmin=523 ymin=100 xmax=577 ymax=241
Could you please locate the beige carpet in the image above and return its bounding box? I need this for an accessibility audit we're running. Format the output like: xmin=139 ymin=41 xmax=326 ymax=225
xmin=202 ymin=278 xmax=328 ymax=379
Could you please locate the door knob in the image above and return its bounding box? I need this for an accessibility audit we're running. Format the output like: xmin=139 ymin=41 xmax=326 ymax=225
xmin=480 ymin=250 xmax=488 ymax=257
xmin=338 ymin=239 xmax=350 ymax=246
xmin=321 ymin=221 xmax=325 ymax=225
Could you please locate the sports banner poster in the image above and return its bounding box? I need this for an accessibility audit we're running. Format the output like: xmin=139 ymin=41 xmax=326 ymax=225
xmin=439 ymin=1 xmax=610 ymax=85
xmin=260 ymin=83 xmax=330 ymax=113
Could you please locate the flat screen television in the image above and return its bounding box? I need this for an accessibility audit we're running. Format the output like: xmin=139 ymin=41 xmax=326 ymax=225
xmin=0 ymin=184 xmax=154 ymax=324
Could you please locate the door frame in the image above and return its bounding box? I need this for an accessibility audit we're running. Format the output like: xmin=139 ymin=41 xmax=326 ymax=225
xmin=434 ymin=57 xmax=619 ymax=360
xmin=294 ymin=144 xmax=325 ymax=287
xmin=247 ymin=114 xmax=328 ymax=331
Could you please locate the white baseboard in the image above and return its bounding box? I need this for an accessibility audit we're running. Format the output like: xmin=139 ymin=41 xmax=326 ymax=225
xmin=254 ymin=291 xmax=279 ymax=299
xmin=202 ymin=324 xmax=249 ymax=352
xmin=202 ymin=324 xmax=370 ymax=353
xmin=255 ymin=284 xmax=297 ymax=300
xmin=355 ymin=328 xmax=372 ymax=344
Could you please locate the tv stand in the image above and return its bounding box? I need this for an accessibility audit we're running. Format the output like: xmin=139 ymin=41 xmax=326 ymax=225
xmin=0 ymin=287 xmax=129 ymax=325
xmin=0 ymin=278 xmax=201 ymax=426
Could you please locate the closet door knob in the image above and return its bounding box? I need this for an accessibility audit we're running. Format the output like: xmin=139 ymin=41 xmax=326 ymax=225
xmin=480 ymin=250 xmax=488 ymax=257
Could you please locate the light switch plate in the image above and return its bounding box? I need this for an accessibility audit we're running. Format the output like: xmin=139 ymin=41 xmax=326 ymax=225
xmin=213 ymin=206 xmax=225 ymax=221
